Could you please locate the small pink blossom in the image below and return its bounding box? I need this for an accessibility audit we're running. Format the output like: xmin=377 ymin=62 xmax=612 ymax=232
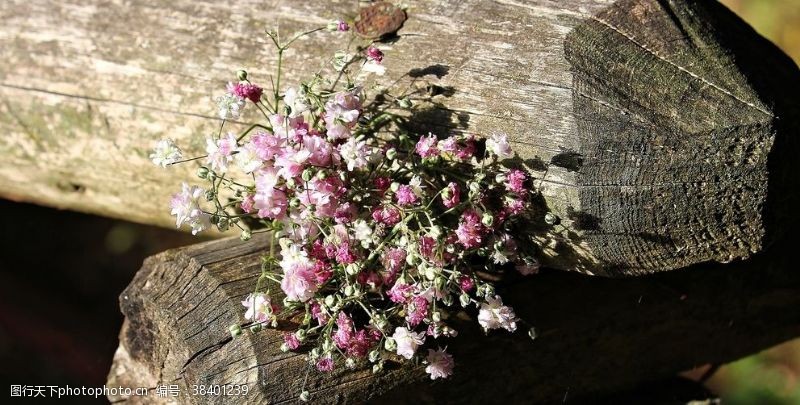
xmin=205 ymin=133 xmax=238 ymax=173
xmin=441 ymin=182 xmax=460 ymax=209
xmin=455 ymin=210 xmax=486 ymax=249
xmin=459 ymin=275 xmax=475 ymax=292
xmin=506 ymin=169 xmax=528 ymax=194
xmin=335 ymin=241 xmax=358 ymax=264
xmin=241 ymin=293 xmax=277 ymax=324
xmin=283 ymin=333 xmax=301 ymax=350
xmin=227 ymin=81 xmax=263 ymax=103
xmin=281 ymin=262 xmax=318 ymax=302
xmin=372 ymin=205 xmax=401 ymax=225
xmin=392 ymin=327 xmax=425 ymax=359
xmin=170 ymin=183 xmax=211 ymax=235
xmin=415 ymin=134 xmax=439 ymax=158
xmin=406 ymin=296 xmax=429 ymax=327
xmin=336 ymin=20 xmax=350 ymax=32
xmin=425 ymin=348 xmax=454 ymax=380
xmin=311 ymin=300 xmax=329 ymax=324
xmin=240 ymin=193 xmax=255 ymax=213
xmin=365 ymin=46 xmax=384 ymax=63
xmin=333 ymin=312 xmax=354 ymax=349
xmin=388 ymin=282 xmax=414 ymax=304
xmin=478 ymin=295 xmax=518 ymax=332
xmin=395 ymin=185 xmax=419 ymax=206
xmin=316 ymin=356 xmax=334 ymax=372
xmin=486 ymin=133 xmax=513 ymax=159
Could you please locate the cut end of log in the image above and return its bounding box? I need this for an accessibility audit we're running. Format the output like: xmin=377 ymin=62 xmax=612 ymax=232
xmin=563 ymin=0 xmax=800 ymax=275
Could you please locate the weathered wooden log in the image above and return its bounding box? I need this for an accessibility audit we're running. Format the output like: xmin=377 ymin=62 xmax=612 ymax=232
xmin=2 ymin=0 xmax=798 ymax=275
xmin=106 ymin=229 xmax=800 ymax=404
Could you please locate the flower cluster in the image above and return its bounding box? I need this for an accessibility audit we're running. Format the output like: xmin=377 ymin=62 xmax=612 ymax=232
xmin=154 ymin=23 xmax=543 ymax=395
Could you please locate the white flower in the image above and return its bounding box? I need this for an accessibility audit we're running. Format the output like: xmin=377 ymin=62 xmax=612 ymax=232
xmin=283 ymin=87 xmax=309 ymax=118
xmin=425 ymin=348 xmax=454 ymax=380
xmin=169 ymin=183 xmax=211 ymax=235
xmin=486 ymin=133 xmax=513 ymax=159
xmin=150 ymin=139 xmax=183 ymax=167
xmin=478 ymin=295 xmax=518 ymax=332
xmin=242 ymin=293 xmax=276 ymax=324
xmin=215 ymin=93 xmax=245 ymax=120
xmin=353 ymin=219 xmax=373 ymax=243
xmin=235 ymin=142 xmax=263 ymax=173
xmin=392 ymin=327 xmax=425 ymax=359
xmin=409 ymin=175 xmax=424 ymax=196
xmin=339 ymin=138 xmax=369 ymax=171
xmin=206 ymin=133 xmax=238 ymax=173
xmin=279 ymin=242 xmax=312 ymax=272
xmin=361 ymin=60 xmax=386 ymax=76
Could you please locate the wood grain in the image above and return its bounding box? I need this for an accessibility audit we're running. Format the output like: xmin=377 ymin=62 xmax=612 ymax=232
xmin=1 ymin=0 xmax=798 ymax=274
xmin=106 ymin=228 xmax=800 ymax=404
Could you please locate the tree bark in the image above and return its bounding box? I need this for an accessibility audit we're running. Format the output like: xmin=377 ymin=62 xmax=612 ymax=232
xmin=106 ymin=228 xmax=800 ymax=404
xmin=1 ymin=0 xmax=798 ymax=274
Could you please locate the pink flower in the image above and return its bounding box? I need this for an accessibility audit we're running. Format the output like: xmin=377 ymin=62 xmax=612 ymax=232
xmin=388 ymin=282 xmax=414 ymax=304
xmin=316 ymin=356 xmax=334 ymax=372
xmin=381 ymin=248 xmax=406 ymax=284
xmin=439 ymin=135 xmax=475 ymax=160
xmin=395 ymin=185 xmax=419 ymax=206
xmin=455 ymin=210 xmax=486 ymax=249
xmin=506 ymin=169 xmax=527 ymax=194
xmin=281 ymin=262 xmax=318 ymax=302
xmin=365 ymin=46 xmax=384 ymax=63
xmin=486 ymin=133 xmax=513 ymax=159
xmin=419 ymin=236 xmax=437 ymax=261
xmin=254 ymin=169 xmax=288 ymax=219
xmin=346 ymin=329 xmax=373 ymax=358
xmin=415 ymin=134 xmax=439 ymax=158
xmin=311 ymin=301 xmax=329 ymax=324
xmin=372 ymin=205 xmax=401 ymax=225
xmin=425 ymin=348 xmax=454 ymax=380
xmin=459 ymin=275 xmax=475 ymax=292
xmin=275 ymin=146 xmax=311 ymax=179
xmin=333 ymin=312 xmax=354 ymax=349
xmin=374 ymin=176 xmax=391 ymax=191
xmin=478 ymin=295 xmax=518 ymax=332
xmin=312 ymin=260 xmax=333 ymax=284
xmin=283 ymin=333 xmax=301 ymax=350
xmin=504 ymin=198 xmax=526 ymax=216
xmin=335 ymin=241 xmax=358 ymax=264
xmin=240 ymin=193 xmax=255 ymax=214
xmin=227 ymin=81 xmax=263 ymax=103
xmin=441 ymin=182 xmax=460 ymax=209
xmin=392 ymin=327 xmax=425 ymax=359
xmin=334 ymin=203 xmax=358 ymax=224
xmin=241 ymin=293 xmax=277 ymax=324
xmin=336 ymin=20 xmax=350 ymax=32
xmin=251 ymin=131 xmax=284 ymax=161
xmin=406 ymin=296 xmax=429 ymax=327
xmin=324 ymin=90 xmax=361 ymax=139
xmin=170 ymin=183 xmax=211 ymax=235
xmin=205 ymin=133 xmax=238 ymax=173
xmin=304 ymin=135 xmax=338 ymax=167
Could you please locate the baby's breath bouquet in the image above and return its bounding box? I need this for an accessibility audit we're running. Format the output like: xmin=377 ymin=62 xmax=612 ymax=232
xmin=152 ymin=20 xmax=542 ymax=395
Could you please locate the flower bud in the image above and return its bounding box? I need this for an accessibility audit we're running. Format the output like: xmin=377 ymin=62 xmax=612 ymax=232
xmin=345 ymin=358 xmax=357 ymax=368
xmin=205 ymin=190 xmax=216 ymax=201
xmin=316 ymin=170 xmax=328 ymax=180
xmin=280 ymin=343 xmax=289 ymax=352
xmin=495 ymin=173 xmax=506 ymax=184
xmin=424 ymin=266 xmax=437 ymax=281
xmin=384 ymin=338 xmax=397 ymax=351
xmin=544 ymin=212 xmax=560 ymax=225
xmin=324 ymin=295 xmax=336 ymax=307
xmin=528 ymin=326 xmax=538 ymax=341
xmin=484 ymin=284 xmax=495 ymax=297
xmin=368 ymin=350 xmax=381 ymax=363
xmin=302 ymin=312 xmax=312 ymax=326
xmin=346 ymin=263 xmax=360 ymax=275
xmin=432 ymin=311 xmax=442 ymax=322
xmin=372 ymin=362 xmax=384 ymax=374
xmin=295 ymin=329 xmax=306 ymax=340
xmin=310 ymin=348 xmax=320 ymax=360
xmin=299 ymin=391 xmax=310 ymax=402
xmin=229 ymin=324 xmax=242 ymax=338
xmin=236 ymin=70 xmax=248 ymax=81
xmin=468 ymin=181 xmax=481 ymax=194
xmin=397 ymin=98 xmax=413 ymax=108
xmin=290 ymin=198 xmax=301 ymax=208
xmin=285 ymin=178 xmax=296 ymax=188
xmin=249 ymin=323 xmax=262 ymax=333
xmin=301 ymin=168 xmax=314 ymax=182
xmin=344 ymin=285 xmax=355 ymax=296
xmin=459 ymin=293 xmax=471 ymax=307
xmin=217 ymin=217 xmax=229 ymax=231
xmin=481 ymin=213 xmax=494 ymax=227
xmin=385 ymin=148 xmax=397 ymax=160
xmin=390 ymin=182 xmax=400 ymax=193
xmin=197 ymin=166 xmax=210 ymax=179
xmin=240 ymin=230 xmax=252 ymax=241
